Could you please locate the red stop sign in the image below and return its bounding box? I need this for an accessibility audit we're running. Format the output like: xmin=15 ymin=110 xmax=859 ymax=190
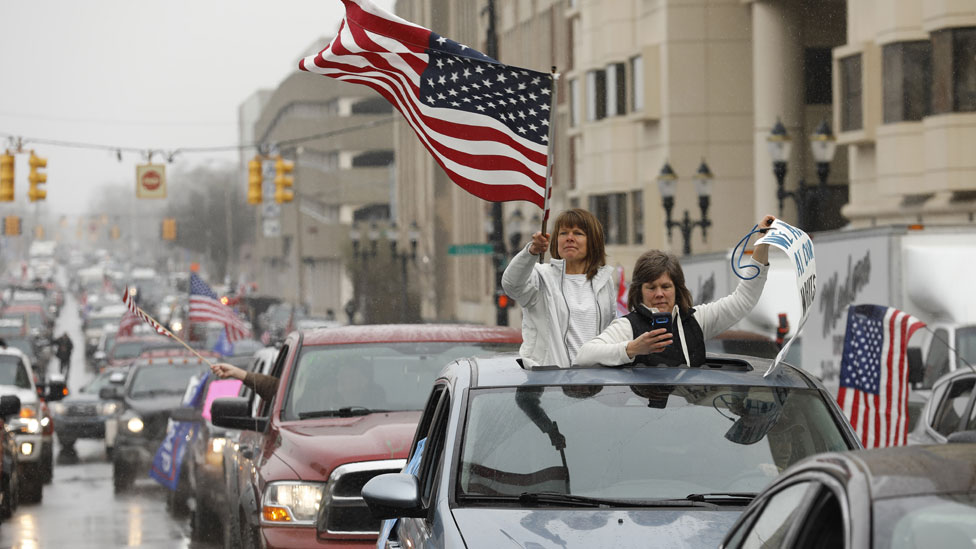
xmin=141 ymin=170 xmax=161 ymax=191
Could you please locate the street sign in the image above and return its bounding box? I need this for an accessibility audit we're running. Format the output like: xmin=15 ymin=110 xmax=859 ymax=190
xmin=448 ymin=243 xmax=494 ymax=255
xmin=263 ymin=218 xmax=281 ymax=237
xmin=136 ymin=163 xmax=166 ymax=199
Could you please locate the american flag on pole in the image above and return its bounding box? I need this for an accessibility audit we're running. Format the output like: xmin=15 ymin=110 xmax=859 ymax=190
xmin=836 ymin=304 xmax=925 ymax=448
xmin=615 ymin=266 xmax=628 ymax=317
xmin=189 ymin=273 xmax=250 ymax=343
xmin=117 ymin=309 xmax=140 ymax=337
xmin=299 ymin=0 xmax=553 ymax=209
xmin=122 ymin=287 xmax=170 ymax=338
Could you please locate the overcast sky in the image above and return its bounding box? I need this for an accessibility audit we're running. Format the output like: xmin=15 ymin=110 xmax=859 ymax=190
xmin=0 ymin=0 xmax=395 ymax=215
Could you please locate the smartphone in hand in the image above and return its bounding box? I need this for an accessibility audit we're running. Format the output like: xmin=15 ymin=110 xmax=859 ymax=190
xmin=650 ymin=311 xmax=672 ymax=332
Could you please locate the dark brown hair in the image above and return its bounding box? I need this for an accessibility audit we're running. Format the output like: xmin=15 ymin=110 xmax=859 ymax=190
xmin=626 ymin=250 xmax=693 ymax=312
xmin=548 ymin=208 xmax=606 ymax=280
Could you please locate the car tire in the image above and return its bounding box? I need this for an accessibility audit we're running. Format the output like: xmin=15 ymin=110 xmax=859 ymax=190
xmin=42 ymin=445 xmax=53 ymax=484
xmin=190 ymin=499 xmax=218 ymax=542
xmin=0 ymin=471 xmax=17 ymax=519
xmin=166 ymin=485 xmax=190 ymax=517
xmin=240 ymin=509 xmax=261 ymax=549
xmin=222 ymin=505 xmax=242 ymax=549
xmin=112 ymin=458 xmax=133 ymax=493
xmin=18 ymin=465 xmax=42 ymax=504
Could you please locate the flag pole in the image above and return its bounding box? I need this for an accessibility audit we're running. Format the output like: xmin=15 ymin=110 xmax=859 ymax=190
xmin=539 ymin=66 xmax=559 ymax=264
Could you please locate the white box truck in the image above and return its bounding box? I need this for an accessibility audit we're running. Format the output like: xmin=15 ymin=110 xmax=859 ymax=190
xmin=682 ymin=225 xmax=976 ymax=400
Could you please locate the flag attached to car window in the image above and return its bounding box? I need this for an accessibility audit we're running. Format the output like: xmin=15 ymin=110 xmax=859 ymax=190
xmin=836 ymin=304 xmax=925 ymax=448
xmin=300 ymin=0 xmax=553 ymax=208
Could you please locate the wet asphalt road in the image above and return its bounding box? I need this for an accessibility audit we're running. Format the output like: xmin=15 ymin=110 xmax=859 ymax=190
xmin=0 ymin=278 xmax=220 ymax=549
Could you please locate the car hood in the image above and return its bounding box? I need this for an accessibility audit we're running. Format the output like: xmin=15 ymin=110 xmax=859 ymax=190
xmin=60 ymin=392 xmax=102 ymax=405
xmin=451 ymin=508 xmax=742 ymax=549
xmin=275 ymin=411 xmax=421 ymax=481
xmin=0 ymin=385 xmax=38 ymax=406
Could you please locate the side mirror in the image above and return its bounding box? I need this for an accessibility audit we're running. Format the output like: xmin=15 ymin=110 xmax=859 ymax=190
xmin=360 ymin=473 xmax=425 ymax=520
xmin=46 ymin=380 xmax=68 ymax=402
xmin=211 ymin=397 xmax=267 ymax=431
xmin=99 ymin=386 xmax=123 ymax=400
xmin=907 ymin=348 xmax=924 ymax=386
xmin=169 ymin=406 xmax=203 ymax=423
xmin=0 ymin=395 xmax=21 ymax=417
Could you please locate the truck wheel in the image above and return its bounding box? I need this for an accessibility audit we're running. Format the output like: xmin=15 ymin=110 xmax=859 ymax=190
xmin=0 ymin=471 xmax=16 ymax=519
xmin=18 ymin=465 xmax=42 ymax=504
xmin=112 ymin=457 xmax=133 ymax=493
xmin=240 ymin=510 xmax=261 ymax=549
xmin=191 ymin=501 xmax=218 ymax=542
xmin=42 ymin=445 xmax=53 ymax=484
xmin=222 ymin=504 xmax=242 ymax=549
xmin=166 ymin=485 xmax=190 ymax=517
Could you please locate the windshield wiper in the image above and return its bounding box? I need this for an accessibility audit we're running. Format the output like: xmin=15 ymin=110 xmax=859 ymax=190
xmin=298 ymin=407 xmax=388 ymax=419
xmin=686 ymin=492 xmax=756 ymax=504
xmin=460 ymin=491 xmax=716 ymax=509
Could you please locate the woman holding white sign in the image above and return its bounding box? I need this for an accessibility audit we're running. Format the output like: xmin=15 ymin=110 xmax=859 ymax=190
xmin=576 ymin=215 xmax=776 ymax=368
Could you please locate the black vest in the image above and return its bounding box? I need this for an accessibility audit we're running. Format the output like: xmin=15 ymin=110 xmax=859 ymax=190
xmin=625 ymin=306 xmax=706 ymax=367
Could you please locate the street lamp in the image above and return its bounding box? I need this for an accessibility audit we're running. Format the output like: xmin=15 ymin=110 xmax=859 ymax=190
xmin=387 ymin=221 xmax=420 ymax=323
xmin=505 ymin=209 xmax=525 ymax=252
xmin=656 ymin=159 xmax=714 ymax=255
xmin=810 ymin=119 xmax=837 ymax=187
xmin=766 ymin=118 xmax=793 ymax=217
xmin=767 ymin=117 xmax=837 ymax=228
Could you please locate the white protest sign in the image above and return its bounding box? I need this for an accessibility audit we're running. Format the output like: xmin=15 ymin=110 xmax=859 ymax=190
xmin=755 ymin=219 xmax=816 ymax=376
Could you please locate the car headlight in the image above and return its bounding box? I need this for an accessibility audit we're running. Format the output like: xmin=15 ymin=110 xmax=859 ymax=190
xmin=14 ymin=406 xmax=41 ymax=434
xmin=51 ymin=403 xmax=67 ymax=416
xmin=126 ymin=416 xmax=144 ymax=433
xmin=261 ymin=481 xmax=325 ymax=525
xmin=98 ymin=402 xmax=119 ymax=416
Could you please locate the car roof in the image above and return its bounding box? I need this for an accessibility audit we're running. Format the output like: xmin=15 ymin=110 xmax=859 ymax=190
xmin=462 ymin=353 xmax=819 ymax=390
xmin=297 ymin=323 xmax=522 ymax=346
xmin=809 ymin=443 xmax=976 ymax=499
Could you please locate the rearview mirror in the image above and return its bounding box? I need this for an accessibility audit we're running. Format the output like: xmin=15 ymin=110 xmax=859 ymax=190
xmin=360 ymin=473 xmax=425 ymax=520
xmin=99 ymin=386 xmax=123 ymax=400
xmin=210 ymin=397 xmax=267 ymax=431
xmin=0 ymin=395 xmax=21 ymax=417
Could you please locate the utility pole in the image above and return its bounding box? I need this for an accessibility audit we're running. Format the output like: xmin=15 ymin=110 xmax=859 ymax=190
xmin=294 ymin=148 xmax=306 ymax=312
xmin=485 ymin=0 xmax=508 ymax=327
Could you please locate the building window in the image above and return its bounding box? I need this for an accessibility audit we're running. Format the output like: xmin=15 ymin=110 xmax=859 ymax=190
xmin=606 ymin=62 xmax=627 ymax=116
xmin=351 ymin=97 xmax=393 ymax=114
xmin=631 ymin=190 xmax=643 ymax=245
xmin=805 ymin=48 xmax=833 ymax=105
xmin=569 ymin=78 xmax=580 ymax=127
xmin=586 ymin=69 xmax=607 ymax=121
xmin=883 ymin=41 xmax=932 ymax=123
xmin=589 ymin=193 xmax=627 ymax=245
xmin=351 ymin=150 xmax=394 ymax=167
xmin=932 ymin=27 xmax=976 ymax=114
xmin=839 ymin=54 xmax=863 ymax=132
xmin=630 ymin=55 xmax=644 ymax=112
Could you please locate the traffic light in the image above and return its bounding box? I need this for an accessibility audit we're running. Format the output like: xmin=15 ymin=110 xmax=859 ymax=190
xmin=28 ymin=151 xmax=47 ymax=202
xmin=496 ymin=292 xmax=510 ymax=309
xmin=247 ymin=156 xmax=263 ymax=205
xmin=110 ymin=225 xmax=120 ymax=240
xmin=161 ymin=218 xmax=177 ymax=240
xmin=274 ymin=156 xmax=294 ymax=204
xmin=0 ymin=152 xmax=14 ymax=202
xmin=3 ymin=216 xmax=21 ymax=236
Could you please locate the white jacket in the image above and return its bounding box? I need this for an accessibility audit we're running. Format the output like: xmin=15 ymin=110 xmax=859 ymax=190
xmin=501 ymin=243 xmax=616 ymax=367
xmin=575 ymin=258 xmax=769 ymax=367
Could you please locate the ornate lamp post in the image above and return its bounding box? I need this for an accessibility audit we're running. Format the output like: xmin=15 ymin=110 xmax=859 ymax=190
xmin=656 ymin=159 xmax=714 ymax=255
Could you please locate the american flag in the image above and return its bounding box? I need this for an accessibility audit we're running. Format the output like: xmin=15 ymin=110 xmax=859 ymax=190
xmin=189 ymin=273 xmax=250 ymax=343
xmin=121 ymin=286 xmax=170 ymax=338
xmin=836 ymin=304 xmax=925 ymax=448
xmin=117 ymin=309 xmax=140 ymax=337
xmin=615 ymin=266 xmax=628 ymax=317
xmin=299 ymin=0 xmax=553 ymax=209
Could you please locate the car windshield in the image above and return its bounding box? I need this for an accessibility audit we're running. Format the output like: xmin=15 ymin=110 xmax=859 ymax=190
xmin=128 ymin=365 xmax=204 ymax=398
xmin=457 ymin=384 xmax=850 ymax=501
xmin=282 ymin=341 xmax=519 ymax=421
xmin=0 ymin=319 xmax=25 ymax=336
xmin=111 ymin=341 xmax=155 ymax=360
xmin=87 ymin=316 xmax=119 ymax=330
xmin=82 ymin=371 xmax=119 ymax=394
xmin=0 ymin=355 xmax=33 ymax=389
xmin=876 ymin=493 xmax=976 ymax=549
xmin=5 ymin=338 xmax=34 ymax=358
xmin=957 ymin=326 xmax=976 ymax=370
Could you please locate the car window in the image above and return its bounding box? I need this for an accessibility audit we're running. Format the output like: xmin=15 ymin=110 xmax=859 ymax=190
xmin=81 ymin=371 xmax=116 ymax=394
xmin=789 ymin=488 xmax=844 ymax=549
xmin=0 ymin=355 xmax=33 ymax=389
xmin=736 ymin=482 xmax=817 ymax=549
xmin=417 ymin=391 xmax=450 ymax=509
xmin=922 ymin=329 xmax=950 ymax=390
xmin=257 ymin=344 xmax=289 ymax=417
xmin=457 ymin=385 xmax=851 ymax=500
xmin=931 ymin=377 xmax=975 ymax=436
xmin=281 ymin=342 xmax=516 ymax=421
xmin=128 ymin=365 xmax=205 ymax=398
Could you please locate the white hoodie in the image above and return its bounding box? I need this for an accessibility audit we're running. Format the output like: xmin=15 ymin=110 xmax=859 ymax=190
xmin=575 ymin=258 xmax=769 ymax=367
xmin=502 ymin=243 xmax=616 ymax=368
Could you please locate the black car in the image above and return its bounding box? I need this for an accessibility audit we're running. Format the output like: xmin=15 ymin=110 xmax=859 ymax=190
xmin=101 ymin=359 xmax=208 ymax=492
xmin=50 ymin=369 xmax=127 ymax=454
xmin=719 ymin=442 xmax=976 ymax=548
xmin=0 ymin=394 xmax=21 ymax=521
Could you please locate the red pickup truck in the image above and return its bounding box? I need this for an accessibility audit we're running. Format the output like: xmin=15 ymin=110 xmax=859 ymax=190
xmin=212 ymin=324 xmax=521 ymax=548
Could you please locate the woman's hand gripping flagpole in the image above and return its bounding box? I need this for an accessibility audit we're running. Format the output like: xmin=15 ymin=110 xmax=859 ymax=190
xmin=121 ymin=286 xmax=217 ymax=368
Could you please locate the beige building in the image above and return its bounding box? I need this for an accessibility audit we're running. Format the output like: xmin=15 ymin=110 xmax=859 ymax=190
xmin=244 ymin=40 xmax=395 ymax=317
